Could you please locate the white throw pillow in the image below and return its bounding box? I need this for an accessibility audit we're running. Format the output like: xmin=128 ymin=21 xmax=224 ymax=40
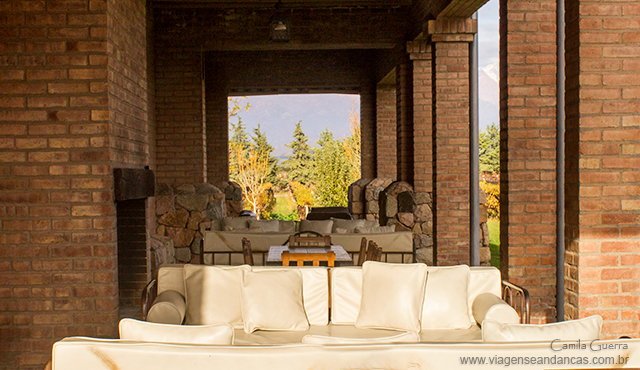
xmin=482 ymin=315 xmax=603 ymax=342
xmin=249 ymin=219 xmax=279 ymax=232
xmin=183 ymin=264 xmax=250 ymax=328
xmin=119 ymin=318 xmax=234 ymax=345
xmin=301 ymin=331 xmax=420 ymax=345
xmin=241 ymin=269 xmax=310 ymax=333
xmin=356 ymin=261 xmax=428 ymax=332
xmin=421 ymin=265 xmax=472 ymax=330
xmin=354 ymin=225 xmax=395 ymax=233
xmin=331 ymin=219 xmax=365 ymax=233
xmin=299 ymin=219 xmax=333 ymax=234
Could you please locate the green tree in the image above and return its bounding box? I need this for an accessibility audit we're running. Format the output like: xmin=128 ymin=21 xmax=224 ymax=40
xmin=251 ymin=123 xmax=280 ymax=187
xmin=283 ymin=121 xmax=313 ymax=185
xmin=479 ymin=122 xmax=500 ymax=174
xmin=313 ymin=129 xmax=352 ymax=207
xmin=343 ymin=101 xmax=361 ymax=180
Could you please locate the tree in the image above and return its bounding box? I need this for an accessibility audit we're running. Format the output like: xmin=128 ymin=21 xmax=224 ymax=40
xmin=251 ymin=123 xmax=280 ymax=187
xmin=479 ymin=122 xmax=500 ymax=174
xmin=283 ymin=121 xmax=313 ymax=185
xmin=229 ymin=142 xmax=270 ymax=218
xmin=343 ymin=101 xmax=361 ymax=180
xmin=313 ymin=129 xmax=352 ymax=207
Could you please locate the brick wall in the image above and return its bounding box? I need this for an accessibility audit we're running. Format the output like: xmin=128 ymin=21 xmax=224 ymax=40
xmin=360 ymin=81 xmax=376 ymax=179
xmin=376 ymin=83 xmax=397 ymax=178
xmin=154 ymin=48 xmax=205 ymax=185
xmin=500 ymin=0 xmax=558 ymax=323
xmin=396 ymin=56 xmax=413 ymax=184
xmin=565 ymin=0 xmax=640 ymax=338
xmin=205 ymin=71 xmax=229 ymax=185
xmin=0 ymin=1 xmax=149 ymax=368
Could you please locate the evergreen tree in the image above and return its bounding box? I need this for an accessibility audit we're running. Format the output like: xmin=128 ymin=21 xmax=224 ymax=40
xmin=313 ymin=129 xmax=352 ymax=207
xmin=251 ymin=123 xmax=280 ymax=186
xmin=479 ymin=122 xmax=500 ymax=174
xmin=229 ymin=117 xmax=250 ymax=151
xmin=283 ymin=121 xmax=313 ymax=185
xmin=229 ymin=118 xmax=250 ymax=183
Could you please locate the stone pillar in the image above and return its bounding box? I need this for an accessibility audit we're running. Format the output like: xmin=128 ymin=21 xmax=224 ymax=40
xmin=564 ymin=0 xmax=640 ymax=338
xmin=427 ymin=19 xmax=475 ymax=266
xmin=376 ymin=83 xmax=398 ymax=178
xmin=500 ymin=0 xmax=558 ymax=323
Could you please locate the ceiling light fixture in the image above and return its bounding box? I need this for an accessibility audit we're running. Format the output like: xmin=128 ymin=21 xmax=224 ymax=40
xmin=270 ymin=1 xmax=290 ymax=42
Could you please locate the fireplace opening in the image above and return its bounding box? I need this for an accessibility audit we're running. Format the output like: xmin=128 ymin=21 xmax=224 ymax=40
xmin=116 ymin=198 xmax=148 ymax=308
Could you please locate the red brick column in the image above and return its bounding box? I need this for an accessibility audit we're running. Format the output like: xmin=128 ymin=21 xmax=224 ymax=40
xmin=205 ymin=78 xmax=229 ymax=185
xmin=407 ymin=41 xmax=433 ymax=194
xmin=360 ymin=81 xmax=376 ymax=179
xmin=500 ymin=0 xmax=558 ymax=323
xmin=0 ymin=1 xmax=150 ymax=368
xmin=376 ymin=83 xmax=397 ymax=178
xmin=155 ymin=49 xmax=205 ymax=185
xmin=565 ymin=0 xmax=640 ymax=338
xmin=427 ymin=19 xmax=475 ymax=265
xmin=396 ymin=56 xmax=413 ymax=184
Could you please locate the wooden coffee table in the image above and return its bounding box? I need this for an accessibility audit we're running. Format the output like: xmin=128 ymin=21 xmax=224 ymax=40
xmin=267 ymin=245 xmax=352 ymax=265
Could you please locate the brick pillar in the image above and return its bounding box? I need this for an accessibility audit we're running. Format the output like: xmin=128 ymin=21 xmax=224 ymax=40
xmin=396 ymin=56 xmax=413 ymax=184
xmin=0 ymin=1 xmax=150 ymax=368
xmin=205 ymin=70 xmax=229 ymax=185
xmin=407 ymin=41 xmax=433 ymax=194
xmin=500 ymin=0 xmax=558 ymax=323
xmin=360 ymin=81 xmax=376 ymax=179
xmin=565 ymin=0 xmax=640 ymax=338
xmin=155 ymin=49 xmax=205 ymax=185
xmin=428 ymin=19 xmax=475 ymax=266
xmin=376 ymin=83 xmax=397 ymax=178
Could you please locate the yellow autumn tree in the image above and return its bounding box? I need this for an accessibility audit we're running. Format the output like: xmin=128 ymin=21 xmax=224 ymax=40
xmin=229 ymin=142 xmax=270 ymax=218
xmin=343 ymin=100 xmax=361 ymax=180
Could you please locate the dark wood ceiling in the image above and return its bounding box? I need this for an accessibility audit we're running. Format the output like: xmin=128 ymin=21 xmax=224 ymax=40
xmin=151 ymin=0 xmax=412 ymax=9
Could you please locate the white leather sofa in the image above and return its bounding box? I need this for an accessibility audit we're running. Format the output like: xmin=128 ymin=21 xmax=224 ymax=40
xmin=142 ymin=263 xmax=522 ymax=343
xmin=51 ymin=337 xmax=640 ymax=370
xmin=202 ymin=218 xmax=414 ymax=264
xmin=52 ymin=263 xmax=634 ymax=370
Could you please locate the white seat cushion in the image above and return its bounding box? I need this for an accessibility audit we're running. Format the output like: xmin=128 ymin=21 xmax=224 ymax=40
xmin=482 ymin=315 xmax=603 ymax=342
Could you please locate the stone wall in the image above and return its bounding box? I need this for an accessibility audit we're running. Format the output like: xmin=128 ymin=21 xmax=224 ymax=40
xmin=155 ymin=183 xmax=225 ymax=264
xmin=349 ymin=178 xmax=491 ymax=266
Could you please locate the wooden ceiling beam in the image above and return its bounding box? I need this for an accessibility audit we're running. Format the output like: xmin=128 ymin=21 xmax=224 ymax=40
xmin=151 ymin=0 xmax=412 ymax=9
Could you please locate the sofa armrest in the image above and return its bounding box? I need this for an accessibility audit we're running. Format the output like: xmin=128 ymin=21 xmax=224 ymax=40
xmin=472 ymin=292 xmax=520 ymax=326
xmin=146 ymin=290 xmax=186 ymax=325
xmin=141 ymin=279 xmax=157 ymax=320
xmin=501 ymin=280 xmax=531 ymax=324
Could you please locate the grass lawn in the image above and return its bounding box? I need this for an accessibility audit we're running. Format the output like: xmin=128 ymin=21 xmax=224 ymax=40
xmin=487 ymin=219 xmax=500 ymax=268
xmin=272 ymin=192 xmax=297 ymax=215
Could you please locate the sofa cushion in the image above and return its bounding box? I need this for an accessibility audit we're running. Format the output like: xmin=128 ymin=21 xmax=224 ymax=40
xmin=299 ymin=219 xmax=333 ymax=234
xmin=421 ymin=265 xmax=472 ymax=330
xmin=252 ymin=266 xmax=328 ymax=326
xmin=356 ymin=261 xmax=427 ymax=332
xmin=222 ymin=216 xmax=255 ymax=230
xmin=482 ymin=315 xmax=603 ymax=342
xmin=249 ymin=219 xmax=279 ymax=232
xmin=354 ymin=225 xmax=395 ymax=233
xmin=241 ymin=269 xmax=310 ymax=333
xmin=183 ymin=264 xmax=250 ymax=328
xmin=331 ymin=219 xmax=366 ymax=233
xmin=278 ymin=220 xmax=296 ymax=233
xmin=119 ymin=318 xmax=234 ymax=345
xmin=330 ymin=267 xmax=362 ymax=325
xmin=146 ymin=290 xmax=186 ymax=325
xmin=301 ymin=331 xmax=420 ymax=345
